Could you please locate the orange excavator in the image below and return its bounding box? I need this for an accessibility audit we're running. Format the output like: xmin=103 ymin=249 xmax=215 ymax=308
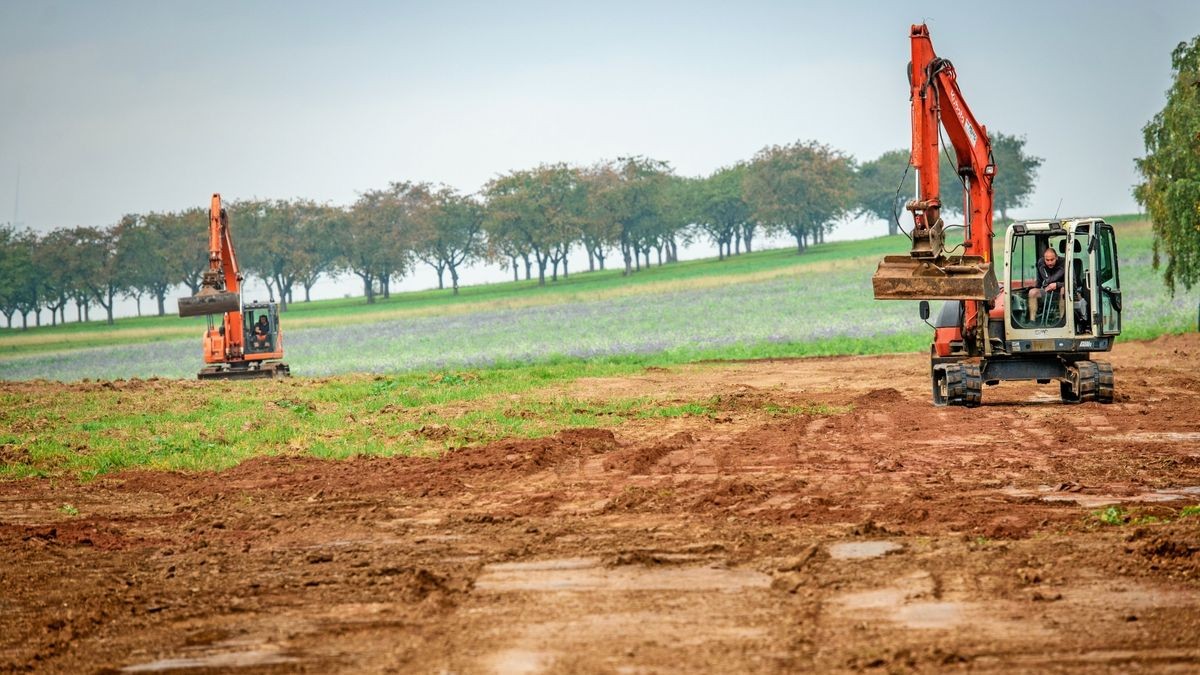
xmin=873 ymin=24 xmax=1122 ymax=406
xmin=177 ymin=194 xmax=290 ymax=380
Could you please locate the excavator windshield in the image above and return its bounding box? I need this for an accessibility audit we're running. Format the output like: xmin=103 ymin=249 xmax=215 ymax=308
xmin=1008 ymin=232 xmax=1069 ymax=329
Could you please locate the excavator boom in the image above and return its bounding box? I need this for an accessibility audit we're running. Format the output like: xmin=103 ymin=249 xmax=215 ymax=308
xmin=872 ymin=24 xmax=998 ymax=303
xmin=178 ymin=194 xmax=241 ymax=317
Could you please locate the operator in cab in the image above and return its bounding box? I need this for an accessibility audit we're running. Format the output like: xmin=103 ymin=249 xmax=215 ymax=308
xmin=251 ymin=315 xmax=271 ymax=350
xmin=1027 ymin=246 xmax=1065 ymax=323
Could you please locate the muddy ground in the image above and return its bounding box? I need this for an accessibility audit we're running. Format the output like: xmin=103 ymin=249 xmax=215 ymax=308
xmin=3 ymin=335 xmax=1200 ymax=673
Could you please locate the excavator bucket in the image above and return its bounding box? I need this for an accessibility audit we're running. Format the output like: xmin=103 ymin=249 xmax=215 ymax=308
xmin=178 ymin=287 xmax=240 ymax=318
xmin=872 ymin=255 xmax=999 ymax=301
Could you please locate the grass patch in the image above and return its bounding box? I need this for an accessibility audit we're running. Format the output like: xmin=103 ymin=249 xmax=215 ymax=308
xmin=0 ymin=358 xmax=846 ymax=479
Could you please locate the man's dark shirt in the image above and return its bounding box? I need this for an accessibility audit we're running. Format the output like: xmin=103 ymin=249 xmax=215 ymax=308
xmin=1036 ymin=258 xmax=1065 ymax=289
xmin=254 ymin=320 xmax=270 ymax=342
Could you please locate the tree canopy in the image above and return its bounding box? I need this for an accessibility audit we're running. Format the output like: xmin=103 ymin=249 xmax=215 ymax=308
xmin=744 ymin=141 xmax=855 ymax=253
xmin=1135 ymin=35 xmax=1200 ymax=293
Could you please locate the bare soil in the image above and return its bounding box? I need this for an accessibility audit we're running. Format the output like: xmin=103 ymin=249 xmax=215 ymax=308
xmin=3 ymin=335 xmax=1200 ymax=673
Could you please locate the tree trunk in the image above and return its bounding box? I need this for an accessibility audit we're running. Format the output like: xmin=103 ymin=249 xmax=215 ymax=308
xmin=20 ymin=311 xmax=27 ymax=330
xmin=510 ymin=255 xmax=519 ymax=282
xmin=359 ymin=273 xmax=376 ymax=304
xmin=655 ymin=246 xmax=663 ymax=266
xmin=562 ymin=257 xmax=569 ymax=279
xmin=450 ymin=265 xmax=461 ymax=295
xmin=551 ymin=258 xmax=559 ymax=282
xmin=381 ymin=276 xmax=391 ymax=299
xmin=273 ymin=276 xmax=288 ymax=310
xmin=135 ymin=295 xmax=142 ymax=317
xmin=587 ymin=248 xmax=595 ymax=272
xmin=434 ymin=263 xmax=445 ymax=290
xmin=105 ymin=288 xmax=115 ymax=325
xmin=622 ymin=240 xmax=633 ymax=276
xmin=742 ymin=225 xmax=754 ymax=253
xmin=537 ymin=253 xmax=548 ymax=286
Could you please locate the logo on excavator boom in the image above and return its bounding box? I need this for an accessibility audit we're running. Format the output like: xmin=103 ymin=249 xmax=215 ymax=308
xmin=946 ymin=88 xmax=977 ymax=148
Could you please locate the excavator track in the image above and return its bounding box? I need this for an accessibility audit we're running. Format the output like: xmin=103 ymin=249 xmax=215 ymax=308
xmin=197 ymin=362 xmax=291 ymax=381
xmin=932 ymin=362 xmax=982 ymax=407
xmin=1059 ymin=360 xmax=1114 ymax=404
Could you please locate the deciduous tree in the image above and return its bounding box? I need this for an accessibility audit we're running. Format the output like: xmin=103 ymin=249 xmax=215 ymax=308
xmin=415 ymin=187 xmax=484 ymax=294
xmin=1135 ymin=35 xmax=1200 ymax=293
xmin=744 ymin=140 xmax=855 ymax=253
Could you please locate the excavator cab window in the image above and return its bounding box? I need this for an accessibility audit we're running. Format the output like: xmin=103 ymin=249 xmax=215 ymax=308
xmin=1069 ymin=230 xmax=1090 ymax=334
xmin=1009 ymin=232 xmax=1067 ymax=329
xmin=1095 ymin=224 xmax=1122 ymax=335
xmin=243 ymin=307 xmax=277 ymax=354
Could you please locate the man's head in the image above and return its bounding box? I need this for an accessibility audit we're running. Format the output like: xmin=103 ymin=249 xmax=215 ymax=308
xmin=258 ymin=316 xmax=269 ymax=325
xmin=1043 ymin=247 xmax=1059 ymax=268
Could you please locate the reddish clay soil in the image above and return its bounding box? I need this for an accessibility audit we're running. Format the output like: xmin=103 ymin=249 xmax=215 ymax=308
xmin=3 ymin=335 xmax=1200 ymax=673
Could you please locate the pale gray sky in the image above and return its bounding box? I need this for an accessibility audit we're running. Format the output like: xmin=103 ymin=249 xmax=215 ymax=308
xmin=1 ymin=0 xmax=1196 ymax=233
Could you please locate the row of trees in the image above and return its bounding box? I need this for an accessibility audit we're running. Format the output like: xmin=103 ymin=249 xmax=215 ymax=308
xmin=0 ymin=136 xmax=1041 ymax=328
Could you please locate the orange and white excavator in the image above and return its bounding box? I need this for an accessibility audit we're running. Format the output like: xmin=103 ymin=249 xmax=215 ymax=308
xmin=873 ymin=24 xmax=1122 ymax=406
xmin=177 ymin=194 xmax=290 ymax=380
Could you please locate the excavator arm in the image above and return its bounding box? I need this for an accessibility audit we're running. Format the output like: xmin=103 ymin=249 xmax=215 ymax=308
xmin=873 ymin=24 xmax=999 ymax=306
xmin=178 ymin=194 xmax=243 ymax=318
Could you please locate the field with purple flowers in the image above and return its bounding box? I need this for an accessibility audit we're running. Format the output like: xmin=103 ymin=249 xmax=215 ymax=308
xmin=0 ymin=219 xmax=1190 ymax=381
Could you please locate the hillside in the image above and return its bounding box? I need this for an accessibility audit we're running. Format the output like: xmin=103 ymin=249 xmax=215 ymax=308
xmin=0 ymin=218 xmax=1193 ymax=381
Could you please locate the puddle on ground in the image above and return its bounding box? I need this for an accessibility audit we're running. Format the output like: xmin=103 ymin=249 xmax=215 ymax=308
xmin=489 ymin=648 xmax=555 ymax=675
xmin=834 ymin=579 xmax=970 ymax=630
xmin=893 ymin=601 xmax=964 ymax=629
xmin=828 ymin=541 xmax=902 ymax=560
xmin=1118 ymin=431 xmax=1200 ymax=443
xmin=1002 ymin=485 xmax=1200 ymax=508
xmin=475 ymin=557 xmax=771 ymax=593
xmin=120 ymin=650 xmax=297 ymax=672
xmin=831 ymin=571 xmax=1046 ymax=636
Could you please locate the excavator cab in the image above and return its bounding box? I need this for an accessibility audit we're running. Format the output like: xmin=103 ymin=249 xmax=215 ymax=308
xmin=1002 ymin=219 xmax=1122 ymax=345
xmin=243 ymin=302 xmax=282 ymax=355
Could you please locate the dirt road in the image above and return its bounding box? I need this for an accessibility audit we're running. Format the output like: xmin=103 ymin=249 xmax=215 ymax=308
xmin=3 ymin=336 xmax=1199 ymax=673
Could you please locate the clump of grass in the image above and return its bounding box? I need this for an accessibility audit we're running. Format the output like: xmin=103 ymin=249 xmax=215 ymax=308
xmin=58 ymin=503 xmax=78 ymax=516
xmin=1179 ymin=505 xmax=1200 ymax=519
xmin=1095 ymin=506 xmax=1127 ymax=526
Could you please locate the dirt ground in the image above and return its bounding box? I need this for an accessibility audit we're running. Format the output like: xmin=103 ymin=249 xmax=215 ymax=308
xmin=3 ymin=335 xmax=1200 ymax=674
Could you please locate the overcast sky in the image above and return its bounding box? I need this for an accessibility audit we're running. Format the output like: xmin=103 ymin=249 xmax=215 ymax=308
xmin=1 ymin=0 xmax=1197 ymax=233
